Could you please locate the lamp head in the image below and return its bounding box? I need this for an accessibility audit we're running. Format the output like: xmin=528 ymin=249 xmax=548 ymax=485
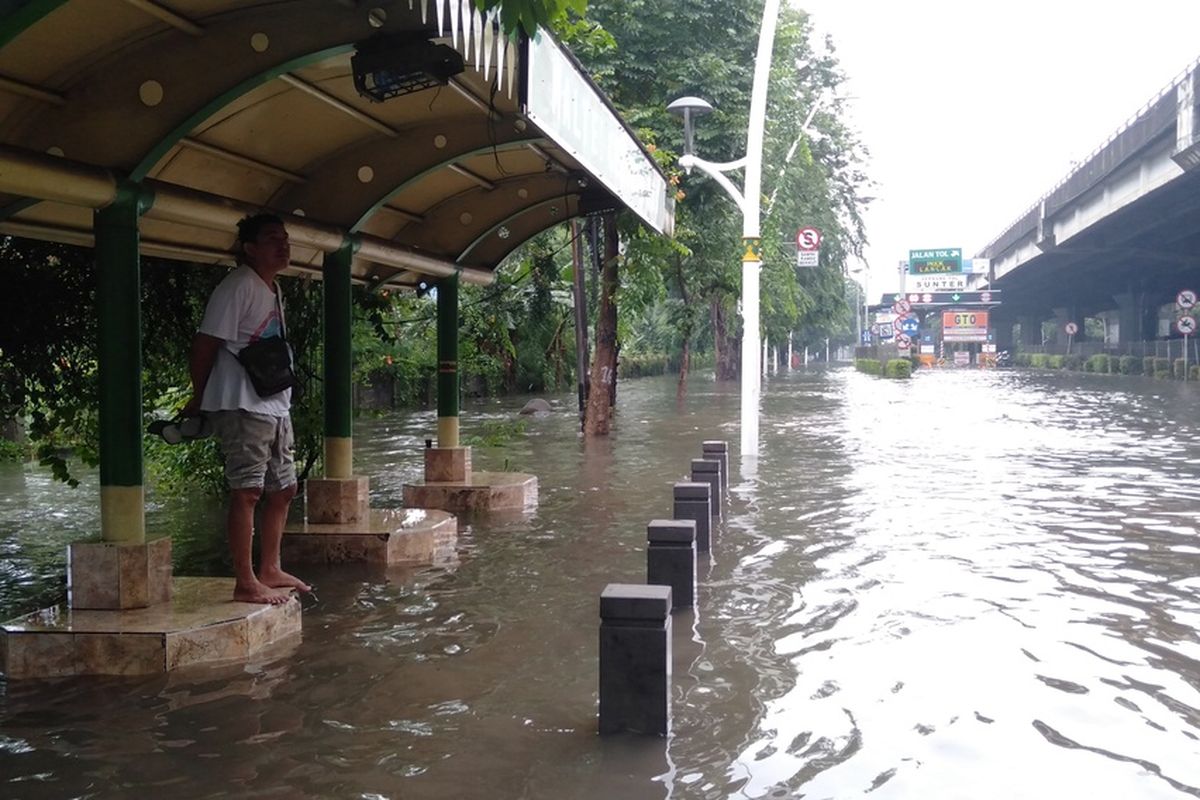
xmin=667 ymin=96 xmax=714 ymax=157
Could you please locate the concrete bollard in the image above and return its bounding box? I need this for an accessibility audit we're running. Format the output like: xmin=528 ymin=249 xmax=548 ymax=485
xmin=599 ymin=583 xmax=672 ymax=735
xmin=673 ymin=482 xmax=712 ymax=553
xmin=702 ymin=440 xmax=729 ymax=493
xmin=690 ymin=459 xmax=722 ymax=520
xmin=646 ymin=519 xmax=696 ymax=609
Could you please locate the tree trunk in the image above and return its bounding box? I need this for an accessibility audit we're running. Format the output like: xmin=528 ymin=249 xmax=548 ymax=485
xmin=584 ymin=213 xmax=619 ymax=436
xmin=711 ymin=299 xmax=740 ymax=381
xmin=676 ymin=340 xmax=690 ymax=402
xmin=675 ymin=253 xmax=693 ymax=401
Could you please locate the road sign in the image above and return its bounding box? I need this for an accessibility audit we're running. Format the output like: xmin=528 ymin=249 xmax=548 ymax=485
xmin=796 ymin=226 xmax=822 ymax=251
xmin=900 ymin=317 xmax=919 ymax=336
xmin=896 ymin=333 xmax=912 ymax=347
xmin=1177 ymin=289 xmax=1197 ymax=310
xmin=1064 ymin=322 xmax=1079 ymax=335
xmin=892 ymin=298 xmax=912 ymax=315
xmin=796 ymin=251 xmax=819 ymax=268
xmin=892 ymin=316 xmax=907 ymax=332
xmin=887 ymin=291 xmax=1001 ymax=307
xmin=1177 ymin=315 xmax=1197 ymax=335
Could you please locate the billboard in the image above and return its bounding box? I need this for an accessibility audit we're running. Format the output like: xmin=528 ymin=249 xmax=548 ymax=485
xmin=942 ymin=310 xmax=989 ymax=342
xmin=909 ymin=248 xmax=962 ymax=274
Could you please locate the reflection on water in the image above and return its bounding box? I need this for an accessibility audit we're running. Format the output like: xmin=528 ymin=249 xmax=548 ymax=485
xmin=3 ymin=369 xmax=1200 ymax=798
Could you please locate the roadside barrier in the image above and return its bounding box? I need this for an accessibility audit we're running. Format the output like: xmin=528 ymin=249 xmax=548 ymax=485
xmin=597 ymin=440 xmax=727 ymax=737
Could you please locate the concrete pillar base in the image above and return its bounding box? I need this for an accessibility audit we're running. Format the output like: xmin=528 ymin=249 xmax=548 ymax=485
xmin=282 ymin=508 xmax=457 ymax=565
xmin=1 ymin=577 xmax=301 ymax=678
xmin=425 ymin=446 xmax=471 ymax=483
xmin=305 ymin=476 xmax=370 ymax=525
xmin=67 ymin=536 xmax=172 ymax=610
xmin=403 ymin=471 xmax=538 ymax=513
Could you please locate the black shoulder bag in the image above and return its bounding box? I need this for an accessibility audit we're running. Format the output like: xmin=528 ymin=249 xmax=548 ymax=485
xmin=235 ymin=286 xmax=302 ymax=399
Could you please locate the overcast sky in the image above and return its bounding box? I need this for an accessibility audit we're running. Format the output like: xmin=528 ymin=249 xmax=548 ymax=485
xmin=796 ymin=0 xmax=1200 ymax=300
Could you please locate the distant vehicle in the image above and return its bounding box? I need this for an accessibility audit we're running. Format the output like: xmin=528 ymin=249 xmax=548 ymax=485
xmin=995 ymin=350 xmax=1013 ymax=368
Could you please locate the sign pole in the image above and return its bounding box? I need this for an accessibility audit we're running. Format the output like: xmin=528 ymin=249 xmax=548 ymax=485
xmin=1185 ymin=334 xmax=1189 ymax=382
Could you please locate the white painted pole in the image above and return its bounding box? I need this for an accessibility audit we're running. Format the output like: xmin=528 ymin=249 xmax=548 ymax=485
xmin=739 ymin=0 xmax=781 ymax=462
xmin=787 ymin=332 xmax=793 ymax=371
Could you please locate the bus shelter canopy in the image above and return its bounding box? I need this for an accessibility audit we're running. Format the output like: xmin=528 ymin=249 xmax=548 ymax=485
xmin=0 ymin=0 xmax=673 ymax=287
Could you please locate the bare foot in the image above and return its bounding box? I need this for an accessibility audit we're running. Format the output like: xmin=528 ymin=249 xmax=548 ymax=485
xmin=234 ymin=580 xmax=292 ymax=605
xmin=259 ymin=567 xmax=312 ymax=594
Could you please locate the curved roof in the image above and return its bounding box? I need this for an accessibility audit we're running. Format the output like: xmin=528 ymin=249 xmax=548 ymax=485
xmin=0 ymin=0 xmax=672 ymax=287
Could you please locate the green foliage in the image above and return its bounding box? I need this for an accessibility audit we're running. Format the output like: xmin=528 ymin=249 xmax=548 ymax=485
xmin=1144 ymin=356 xmax=1156 ymax=376
xmin=884 ymin=359 xmax=911 ymax=379
xmin=1048 ymin=355 xmax=1065 ymax=369
xmin=855 ymin=358 xmax=881 ymax=376
xmin=1084 ymin=354 xmax=1108 ymax=373
xmin=1155 ymin=370 xmax=1172 ymax=380
xmin=1063 ymin=354 xmax=1082 ymax=371
xmin=1175 ymin=358 xmax=1188 ymax=379
xmin=564 ymin=0 xmax=871 ymax=375
xmin=1015 ymin=353 xmax=1032 ymax=367
xmin=0 ymin=437 xmax=26 ymax=461
xmin=463 ymin=418 xmax=528 ymax=448
xmin=479 ymin=0 xmax=586 ymax=36
xmin=1154 ymin=357 xmax=1171 ymax=376
xmin=1119 ymin=356 xmax=1139 ymax=375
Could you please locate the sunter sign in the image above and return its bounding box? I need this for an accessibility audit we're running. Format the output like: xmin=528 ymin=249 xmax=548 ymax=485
xmin=942 ymin=310 xmax=989 ymax=342
xmin=909 ymin=248 xmax=963 ymax=274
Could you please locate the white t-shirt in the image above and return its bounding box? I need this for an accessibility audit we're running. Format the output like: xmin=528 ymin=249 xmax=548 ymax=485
xmin=198 ymin=265 xmax=292 ymax=417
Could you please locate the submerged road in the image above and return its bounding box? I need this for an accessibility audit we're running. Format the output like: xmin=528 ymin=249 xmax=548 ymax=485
xmin=1 ymin=368 xmax=1199 ymax=798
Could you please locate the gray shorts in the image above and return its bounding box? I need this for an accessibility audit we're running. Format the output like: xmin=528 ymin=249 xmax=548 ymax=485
xmin=210 ymin=410 xmax=296 ymax=491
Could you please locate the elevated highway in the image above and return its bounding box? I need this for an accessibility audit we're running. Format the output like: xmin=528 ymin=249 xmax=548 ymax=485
xmin=978 ymin=57 xmax=1200 ymax=348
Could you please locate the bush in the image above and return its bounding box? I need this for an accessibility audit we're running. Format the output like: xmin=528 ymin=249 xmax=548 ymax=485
xmin=1031 ymin=354 xmax=1049 ymax=368
xmin=1192 ymin=365 xmax=1200 ymax=381
xmin=1064 ymin=354 xmax=1082 ymax=371
xmin=1048 ymin=355 xmax=1065 ymax=369
xmin=618 ymin=354 xmax=669 ymax=379
xmin=1144 ymin=357 xmax=1157 ymax=376
xmin=1015 ymin=353 xmax=1032 ymax=367
xmin=856 ymin=358 xmax=882 ymax=375
xmin=1176 ymin=358 xmax=1188 ymax=380
xmin=1119 ymin=356 xmax=1139 ymax=375
xmin=885 ymin=359 xmax=912 ymax=379
xmin=1155 ymin=370 xmax=1172 ymax=380
xmin=1155 ymin=357 xmax=1171 ymax=375
xmin=1085 ymin=354 xmax=1109 ymax=374
xmin=0 ymin=438 xmax=26 ymax=462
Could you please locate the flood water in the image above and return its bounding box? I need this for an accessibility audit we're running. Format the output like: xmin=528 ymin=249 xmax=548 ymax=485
xmin=2 ymin=367 xmax=1200 ymax=799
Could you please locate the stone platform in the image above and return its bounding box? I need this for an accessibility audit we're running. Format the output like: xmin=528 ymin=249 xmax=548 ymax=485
xmin=0 ymin=577 xmax=301 ymax=679
xmin=402 ymin=470 xmax=538 ymax=514
xmin=282 ymin=507 xmax=457 ymax=565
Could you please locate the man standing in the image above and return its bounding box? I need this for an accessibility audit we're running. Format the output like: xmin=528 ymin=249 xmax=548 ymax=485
xmin=185 ymin=213 xmax=310 ymax=604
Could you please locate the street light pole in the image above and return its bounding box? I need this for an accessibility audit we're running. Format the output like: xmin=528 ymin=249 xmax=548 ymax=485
xmin=669 ymin=0 xmax=781 ymax=463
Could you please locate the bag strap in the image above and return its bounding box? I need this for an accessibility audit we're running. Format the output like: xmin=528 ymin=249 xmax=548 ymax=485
xmin=273 ymin=280 xmax=287 ymax=340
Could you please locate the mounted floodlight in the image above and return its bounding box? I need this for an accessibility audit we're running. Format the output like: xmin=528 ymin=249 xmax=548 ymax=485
xmin=352 ymin=33 xmax=464 ymax=103
xmin=667 ymin=96 xmax=714 ymax=156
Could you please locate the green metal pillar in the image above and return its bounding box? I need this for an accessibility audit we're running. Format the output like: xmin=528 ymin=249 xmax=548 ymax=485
xmin=95 ymin=183 xmax=150 ymax=543
xmin=323 ymin=239 xmax=355 ymax=478
xmin=436 ymin=273 xmax=460 ymax=447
